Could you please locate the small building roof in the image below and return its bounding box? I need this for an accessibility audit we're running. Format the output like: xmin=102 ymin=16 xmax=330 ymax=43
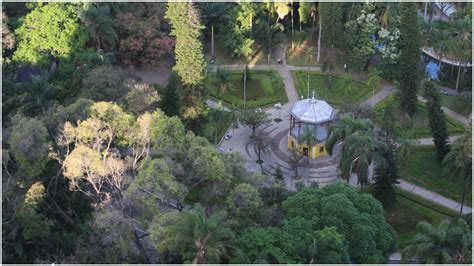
xmin=289 ymin=96 xmax=335 ymax=124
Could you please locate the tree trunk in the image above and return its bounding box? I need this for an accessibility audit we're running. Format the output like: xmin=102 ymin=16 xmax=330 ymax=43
xmin=244 ymin=66 xmax=247 ymax=108
xmin=317 ymin=14 xmax=321 ymax=63
xmin=211 ymin=24 xmax=215 ymax=59
xmin=307 ymin=67 xmax=310 ymax=98
xmin=455 ymin=62 xmax=461 ymax=92
xmin=424 ymin=1 xmax=428 ymax=19
xmin=450 ymin=63 xmax=455 ymax=81
xmin=460 ymin=176 xmax=467 ymax=215
xmin=291 ymin=1 xmax=294 ymax=50
xmin=250 ymin=14 xmax=253 ymax=35
xmin=268 ymin=48 xmax=271 ymax=64
xmin=429 ymin=2 xmax=434 ymax=23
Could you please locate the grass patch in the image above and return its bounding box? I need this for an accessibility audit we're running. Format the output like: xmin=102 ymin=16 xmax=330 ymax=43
xmin=207 ymin=70 xmax=287 ymax=109
xmin=440 ymin=94 xmax=471 ymax=117
xmin=373 ymin=94 xmax=466 ymax=138
xmin=384 ymin=188 xmax=457 ymax=250
xmin=286 ymin=46 xmax=322 ymax=67
xmin=403 ymin=145 xmax=472 ymax=206
xmin=291 ymin=70 xmax=375 ymax=106
xmin=200 ymin=110 xmax=233 ymax=145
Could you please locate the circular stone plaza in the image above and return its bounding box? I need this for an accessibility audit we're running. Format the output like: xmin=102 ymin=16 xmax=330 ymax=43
xmin=219 ymin=94 xmax=343 ymax=190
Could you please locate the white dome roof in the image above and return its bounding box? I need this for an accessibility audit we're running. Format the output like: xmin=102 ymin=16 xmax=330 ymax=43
xmin=289 ymin=97 xmax=335 ymax=124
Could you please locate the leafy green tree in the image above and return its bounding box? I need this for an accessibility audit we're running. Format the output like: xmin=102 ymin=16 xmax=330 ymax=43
xmin=158 ymin=204 xmax=235 ymax=264
xmin=227 ymin=183 xmax=263 ymax=224
xmin=298 ymin=1 xmax=311 ymax=31
xmin=80 ymin=65 xmax=133 ymax=102
xmin=126 ymin=158 xmax=187 ymax=218
xmin=282 ymin=182 xmax=397 ymax=263
xmin=75 ymin=207 xmax=145 ymax=263
xmin=166 ymin=2 xmax=206 ymax=87
xmin=398 ymin=2 xmax=421 ymax=117
xmin=122 ymin=83 xmax=160 ymax=116
xmin=14 ymin=182 xmax=53 ymax=241
xmin=252 ymin=130 xmax=271 ymax=166
xmin=423 ymin=80 xmax=450 ymax=160
xmin=403 ymin=219 xmax=472 ymax=263
xmin=443 ymin=129 xmax=472 ymax=215
xmin=8 ymin=115 xmax=50 ymax=179
xmin=240 ymin=109 xmax=271 ymax=137
xmin=310 ymin=226 xmax=350 ymax=264
xmin=13 ymin=3 xmax=89 ymax=65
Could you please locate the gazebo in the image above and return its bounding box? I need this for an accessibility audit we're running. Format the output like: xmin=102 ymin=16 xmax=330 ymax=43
xmin=288 ymin=95 xmax=335 ymax=158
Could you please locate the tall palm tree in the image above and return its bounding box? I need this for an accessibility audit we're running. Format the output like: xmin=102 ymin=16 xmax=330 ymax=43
xmin=395 ymin=119 xmax=419 ymax=178
xmin=403 ymin=220 xmax=453 ymax=263
xmin=325 ymin=115 xmax=373 ymax=155
xmin=403 ymin=219 xmax=472 ymax=263
xmin=448 ymin=17 xmax=472 ymax=92
xmin=298 ymin=127 xmax=316 ymax=165
xmin=216 ymin=67 xmax=232 ymax=105
xmin=240 ymin=1 xmax=256 ymax=35
xmin=159 ymin=204 xmax=235 ymax=264
xmin=338 ymin=132 xmax=387 ymax=187
xmin=367 ymin=68 xmax=382 ymax=106
xmin=326 ymin=115 xmax=384 ymax=186
xmin=442 ymin=128 xmax=472 ymax=215
xmin=341 ymin=73 xmax=355 ymax=98
xmin=199 ymin=3 xmax=232 ymax=60
xmin=79 ymin=3 xmax=117 ymax=50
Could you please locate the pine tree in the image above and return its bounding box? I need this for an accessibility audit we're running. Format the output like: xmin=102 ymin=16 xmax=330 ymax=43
xmin=165 ymin=2 xmax=206 ymax=87
xmin=372 ymin=144 xmax=399 ymax=208
xmin=399 ymin=2 xmax=421 ymax=117
xmin=423 ymin=80 xmax=450 ymax=160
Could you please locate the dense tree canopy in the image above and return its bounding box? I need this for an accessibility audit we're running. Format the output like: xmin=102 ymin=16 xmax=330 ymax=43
xmin=13 ymin=3 xmax=89 ymax=65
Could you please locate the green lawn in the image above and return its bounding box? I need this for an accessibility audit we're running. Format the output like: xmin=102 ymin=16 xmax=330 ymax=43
xmin=403 ymin=145 xmax=472 ymax=206
xmin=200 ymin=110 xmax=233 ymax=145
xmin=373 ymin=95 xmax=466 ymax=138
xmin=291 ymin=70 xmax=375 ymax=106
xmin=286 ymin=46 xmax=322 ymax=67
xmin=207 ymin=70 xmax=287 ymax=109
xmin=440 ymin=94 xmax=471 ymax=117
xmin=384 ymin=189 xmax=457 ymax=250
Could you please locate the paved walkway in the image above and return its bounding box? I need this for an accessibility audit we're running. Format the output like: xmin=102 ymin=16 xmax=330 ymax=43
xmin=416 ymin=135 xmax=462 ymax=145
xmin=417 ymin=96 xmax=470 ymax=126
xmin=209 ymin=45 xmax=471 ymax=214
xmin=398 ymin=180 xmax=472 ymax=214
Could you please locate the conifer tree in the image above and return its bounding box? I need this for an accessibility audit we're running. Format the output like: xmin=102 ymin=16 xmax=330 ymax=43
xmin=165 ymin=2 xmax=206 ymax=87
xmin=319 ymin=2 xmax=343 ymax=49
xmin=423 ymin=80 xmax=450 ymax=160
xmin=372 ymin=144 xmax=399 ymax=208
xmin=399 ymin=2 xmax=421 ymax=117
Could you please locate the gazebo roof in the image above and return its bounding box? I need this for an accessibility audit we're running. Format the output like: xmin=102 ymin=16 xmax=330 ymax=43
xmin=289 ymin=96 xmax=335 ymax=124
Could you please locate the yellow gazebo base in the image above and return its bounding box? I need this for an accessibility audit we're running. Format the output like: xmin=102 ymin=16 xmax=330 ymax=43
xmin=288 ymin=134 xmax=328 ymax=159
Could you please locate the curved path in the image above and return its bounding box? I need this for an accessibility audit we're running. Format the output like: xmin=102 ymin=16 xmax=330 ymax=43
xmin=213 ymin=46 xmax=471 ymax=213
